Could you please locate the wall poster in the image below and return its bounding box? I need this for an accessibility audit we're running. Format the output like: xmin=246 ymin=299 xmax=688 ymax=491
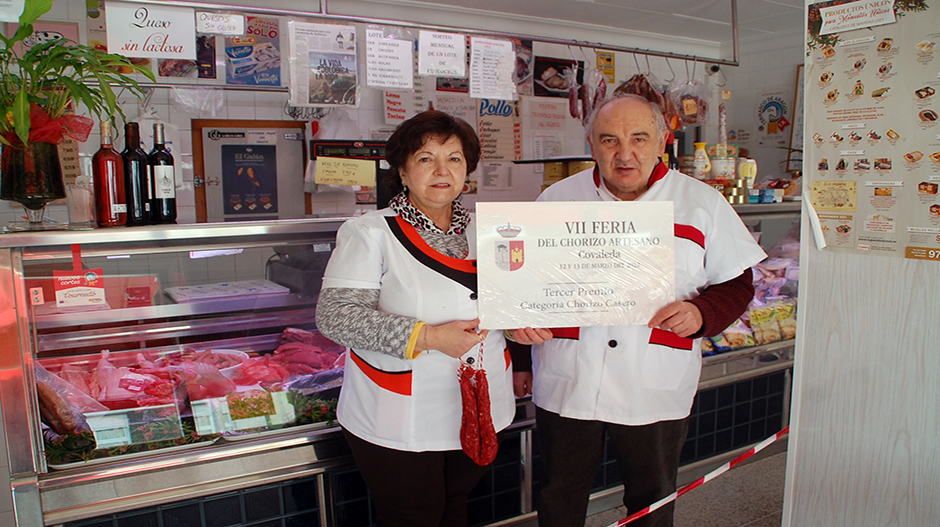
xmin=805 ymin=0 xmax=940 ymax=262
xmin=221 ymin=144 xmax=278 ymax=216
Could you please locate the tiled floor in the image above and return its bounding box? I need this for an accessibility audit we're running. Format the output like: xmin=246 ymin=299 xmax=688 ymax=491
xmin=584 ymin=451 xmax=787 ymax=527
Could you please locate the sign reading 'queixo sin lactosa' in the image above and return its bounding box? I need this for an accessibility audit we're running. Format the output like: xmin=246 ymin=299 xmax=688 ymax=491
xmin=105 ymin=1 xmax=196 ymax=60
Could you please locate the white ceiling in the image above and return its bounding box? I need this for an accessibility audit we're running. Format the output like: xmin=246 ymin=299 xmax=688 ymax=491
xmin=344 ymin=0 xmax=805 ymax=45
xmin=184 ymin=0 xmax=807 ymax=62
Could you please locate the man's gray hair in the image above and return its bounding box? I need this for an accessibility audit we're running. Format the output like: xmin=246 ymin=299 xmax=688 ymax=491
xmin=585 ymin=92 xmax=668 ymax=139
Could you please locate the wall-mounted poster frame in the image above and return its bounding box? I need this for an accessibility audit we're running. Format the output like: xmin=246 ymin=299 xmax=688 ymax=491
xmin=786 ymin=64 xmax=804 ymax=174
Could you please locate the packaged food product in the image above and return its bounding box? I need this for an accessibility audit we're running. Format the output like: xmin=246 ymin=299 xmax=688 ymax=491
xmin=775 ymin=300 xmax=797 ymax=340
xmin=904 ymin=151 xmax=924 ymax=162
xmin=710 ymin=319 xmax=756 ymax=352
xmin=749 ymin=305 xmax=782 ymax=345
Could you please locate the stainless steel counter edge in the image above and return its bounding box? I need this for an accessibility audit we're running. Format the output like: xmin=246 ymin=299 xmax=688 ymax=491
xmin=0 ymin=217 xmax=353 ymax=248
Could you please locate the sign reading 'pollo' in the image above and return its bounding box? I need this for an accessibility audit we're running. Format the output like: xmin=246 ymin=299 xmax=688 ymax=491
xmin=105 ymin=1 xmax=196 ymax=60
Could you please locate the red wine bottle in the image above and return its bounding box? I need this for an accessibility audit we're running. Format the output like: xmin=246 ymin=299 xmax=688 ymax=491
xmin=122 ymin=122 xmax=151 ymax=225
xmin=93 ymin=120 xmax=127 ymax=227
xmin=148 ymin=123 xmax=177 ymax=224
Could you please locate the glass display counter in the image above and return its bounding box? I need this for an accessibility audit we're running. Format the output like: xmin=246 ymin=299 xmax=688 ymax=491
xmin=0 ymin=206 xmax=798 ymax=527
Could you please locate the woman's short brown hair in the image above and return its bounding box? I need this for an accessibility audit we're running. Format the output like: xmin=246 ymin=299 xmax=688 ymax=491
xmin=383 ymin=110 xmax=480 ymax=195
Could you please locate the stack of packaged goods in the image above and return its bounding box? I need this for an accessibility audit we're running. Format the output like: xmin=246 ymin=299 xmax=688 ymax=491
xmin=702 ymin=225 xmax=800 ymax=355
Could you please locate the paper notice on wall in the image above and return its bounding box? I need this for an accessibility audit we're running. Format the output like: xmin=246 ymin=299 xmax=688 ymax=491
xmin=480 ymin=162 xmax=516 ymax=191
xmin=0 ymin=0 xmax=25 ymax=23
xmin=105 ymin=2 xmax=196 ymax=60
xmin=533 ymin=134 xmax=561 ymax=159
xmin=226 ymin=17 xmax=281 ymax=86
xmin=469 ymin=37 xmax=516 ymax=100
xmin=315 ymin=157 xmax=376 ymax=186
xmin=819 ymin=1 xmax=896 ymax=36
xmin=384 ymin=76 xmax=433 ymax=125
xmin=196 ymin=12 xmax=244 ymax=36
xmin=418 ymin=30 xmax=466 ymax=77
xmin=434 ymin=93 xmax=476 ymax=123
xmin=288 ymin=21 xmax=358 ymax=106
xmin=366 ymin=29 xmax=414 ymax=89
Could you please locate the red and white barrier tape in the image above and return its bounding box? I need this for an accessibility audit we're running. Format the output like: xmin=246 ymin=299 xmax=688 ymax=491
xmin=606 ymin=426 xmax=790 ymax=527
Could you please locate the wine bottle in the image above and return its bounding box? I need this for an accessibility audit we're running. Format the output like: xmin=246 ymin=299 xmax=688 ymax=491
xmin=667 ymin=133 xmax=680 ymax=171
xmin=148 ymin=123 xmax=177 ymax=224
xmin=122 ymin=122 xmax=151 ymax=225
xmin=92 ymin=120 xmax=127 ymax=227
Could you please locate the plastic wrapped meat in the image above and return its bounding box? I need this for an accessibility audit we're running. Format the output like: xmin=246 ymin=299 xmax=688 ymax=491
xmin=95 ymin=350 xmax=164 ymax=406
xmin=615 ymin=74 xmax=666 ymax=109
xmin=282 ymin=327 xmax=346 ymax=353
xmin=273 ymin=342 xmax=340 ymax=372
xmin=179 ymin=362 xmax=237 ymax=400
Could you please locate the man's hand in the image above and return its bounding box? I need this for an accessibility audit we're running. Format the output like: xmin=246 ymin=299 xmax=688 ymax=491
xmin=513 ymin=372 xmax=533 ymax=397
xmin=510 ymin=327 xmax=554 ymax=345
xmin=647 ymin=301 xmax=703 ymax=338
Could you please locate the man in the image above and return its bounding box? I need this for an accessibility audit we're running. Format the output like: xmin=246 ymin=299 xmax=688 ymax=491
xmin=512 ymin=93 xmax=766 ymax=527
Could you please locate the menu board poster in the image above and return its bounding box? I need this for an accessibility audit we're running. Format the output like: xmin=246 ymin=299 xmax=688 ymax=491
xmin=478 ymin=99 xmax=522 ymax=161
xmin=226 ymin=16 xmax=281 ymax=86
xmin=287 ymin=21 xmax=358 ymax=105
xmin=805 ymin=1 xmax=940 ymax=262
xmin=221 ymin=144 xmax=278 ymax=216
xmin=469 ymin=37 xmax=516 ymax=101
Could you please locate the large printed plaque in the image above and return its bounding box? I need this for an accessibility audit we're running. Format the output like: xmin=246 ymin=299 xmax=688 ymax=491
xmin=476 ymin=201 xmax=675 ymax=329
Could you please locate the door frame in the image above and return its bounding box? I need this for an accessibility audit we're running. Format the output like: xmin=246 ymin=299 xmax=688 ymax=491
xmin=192 ymin=119 xmax=309 ymax=223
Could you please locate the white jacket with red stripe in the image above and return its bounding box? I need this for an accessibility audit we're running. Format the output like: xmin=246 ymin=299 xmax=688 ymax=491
xmin=322 ymin=209 xmax=516 ymax=451
xmin=533 ymin=164 xmax=766 ymax=425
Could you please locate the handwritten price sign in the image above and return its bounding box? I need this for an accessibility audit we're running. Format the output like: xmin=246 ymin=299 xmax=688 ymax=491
xmin=315 ymin=157 xmax=376 ymax=186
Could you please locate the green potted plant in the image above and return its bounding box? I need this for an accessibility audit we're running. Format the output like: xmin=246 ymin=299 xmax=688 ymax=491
xmin=0 ymin=0 xmax=155 ymax=226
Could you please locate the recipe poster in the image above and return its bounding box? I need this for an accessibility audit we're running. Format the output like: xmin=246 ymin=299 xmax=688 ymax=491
xmin=805 ymin=1 xmax=940 ymax=262
xmin=221 ymin=144 xmax=278 ymax=216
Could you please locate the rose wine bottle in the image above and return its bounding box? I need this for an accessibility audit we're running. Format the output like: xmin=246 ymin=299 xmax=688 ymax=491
xmin=148 ymin=123 xmax=177 ymax=223
xmin=122 ymin=122 xmax=151 ymax=225
xmin=92 ymin=120 xmax=127 ymax=227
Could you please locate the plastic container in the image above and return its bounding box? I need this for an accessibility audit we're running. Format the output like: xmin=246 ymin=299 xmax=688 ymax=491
xmin=693 ymin=142 xmax=711 ymax=180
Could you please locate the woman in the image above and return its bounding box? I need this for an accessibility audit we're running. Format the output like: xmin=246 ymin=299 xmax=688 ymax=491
xmin=316 ymin=110 xmax=518 ymax=527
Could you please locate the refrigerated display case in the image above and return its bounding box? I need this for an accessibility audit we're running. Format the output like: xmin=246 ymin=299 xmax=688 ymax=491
xmin=0 ymin=219 xmax=350 ymax=526
xmin=0 ymin=205 xmax=798 ymax=527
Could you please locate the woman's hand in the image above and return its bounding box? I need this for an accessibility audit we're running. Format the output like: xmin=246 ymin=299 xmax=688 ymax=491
xmin=509 ymin=327 xmax=554 ymax=345
xmin=647 ymin=301 xmax=703 ymax=338
xmin=425 ymin=319 xmax=488 ymax=359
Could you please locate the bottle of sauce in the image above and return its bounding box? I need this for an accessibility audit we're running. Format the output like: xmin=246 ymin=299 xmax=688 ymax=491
xmin=692 ymin=142 xmax=711 ymax=180
xmin=92 ymin=120 xmax=127 ymax=227
xmin=121 ymin=122 xmax=151 ymax=225
xmin=148 ymin=123 xmax=177 ymax=224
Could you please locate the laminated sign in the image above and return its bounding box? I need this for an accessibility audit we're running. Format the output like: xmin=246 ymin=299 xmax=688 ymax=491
xmin=476 ymin=201 xmax=676 ymax=329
